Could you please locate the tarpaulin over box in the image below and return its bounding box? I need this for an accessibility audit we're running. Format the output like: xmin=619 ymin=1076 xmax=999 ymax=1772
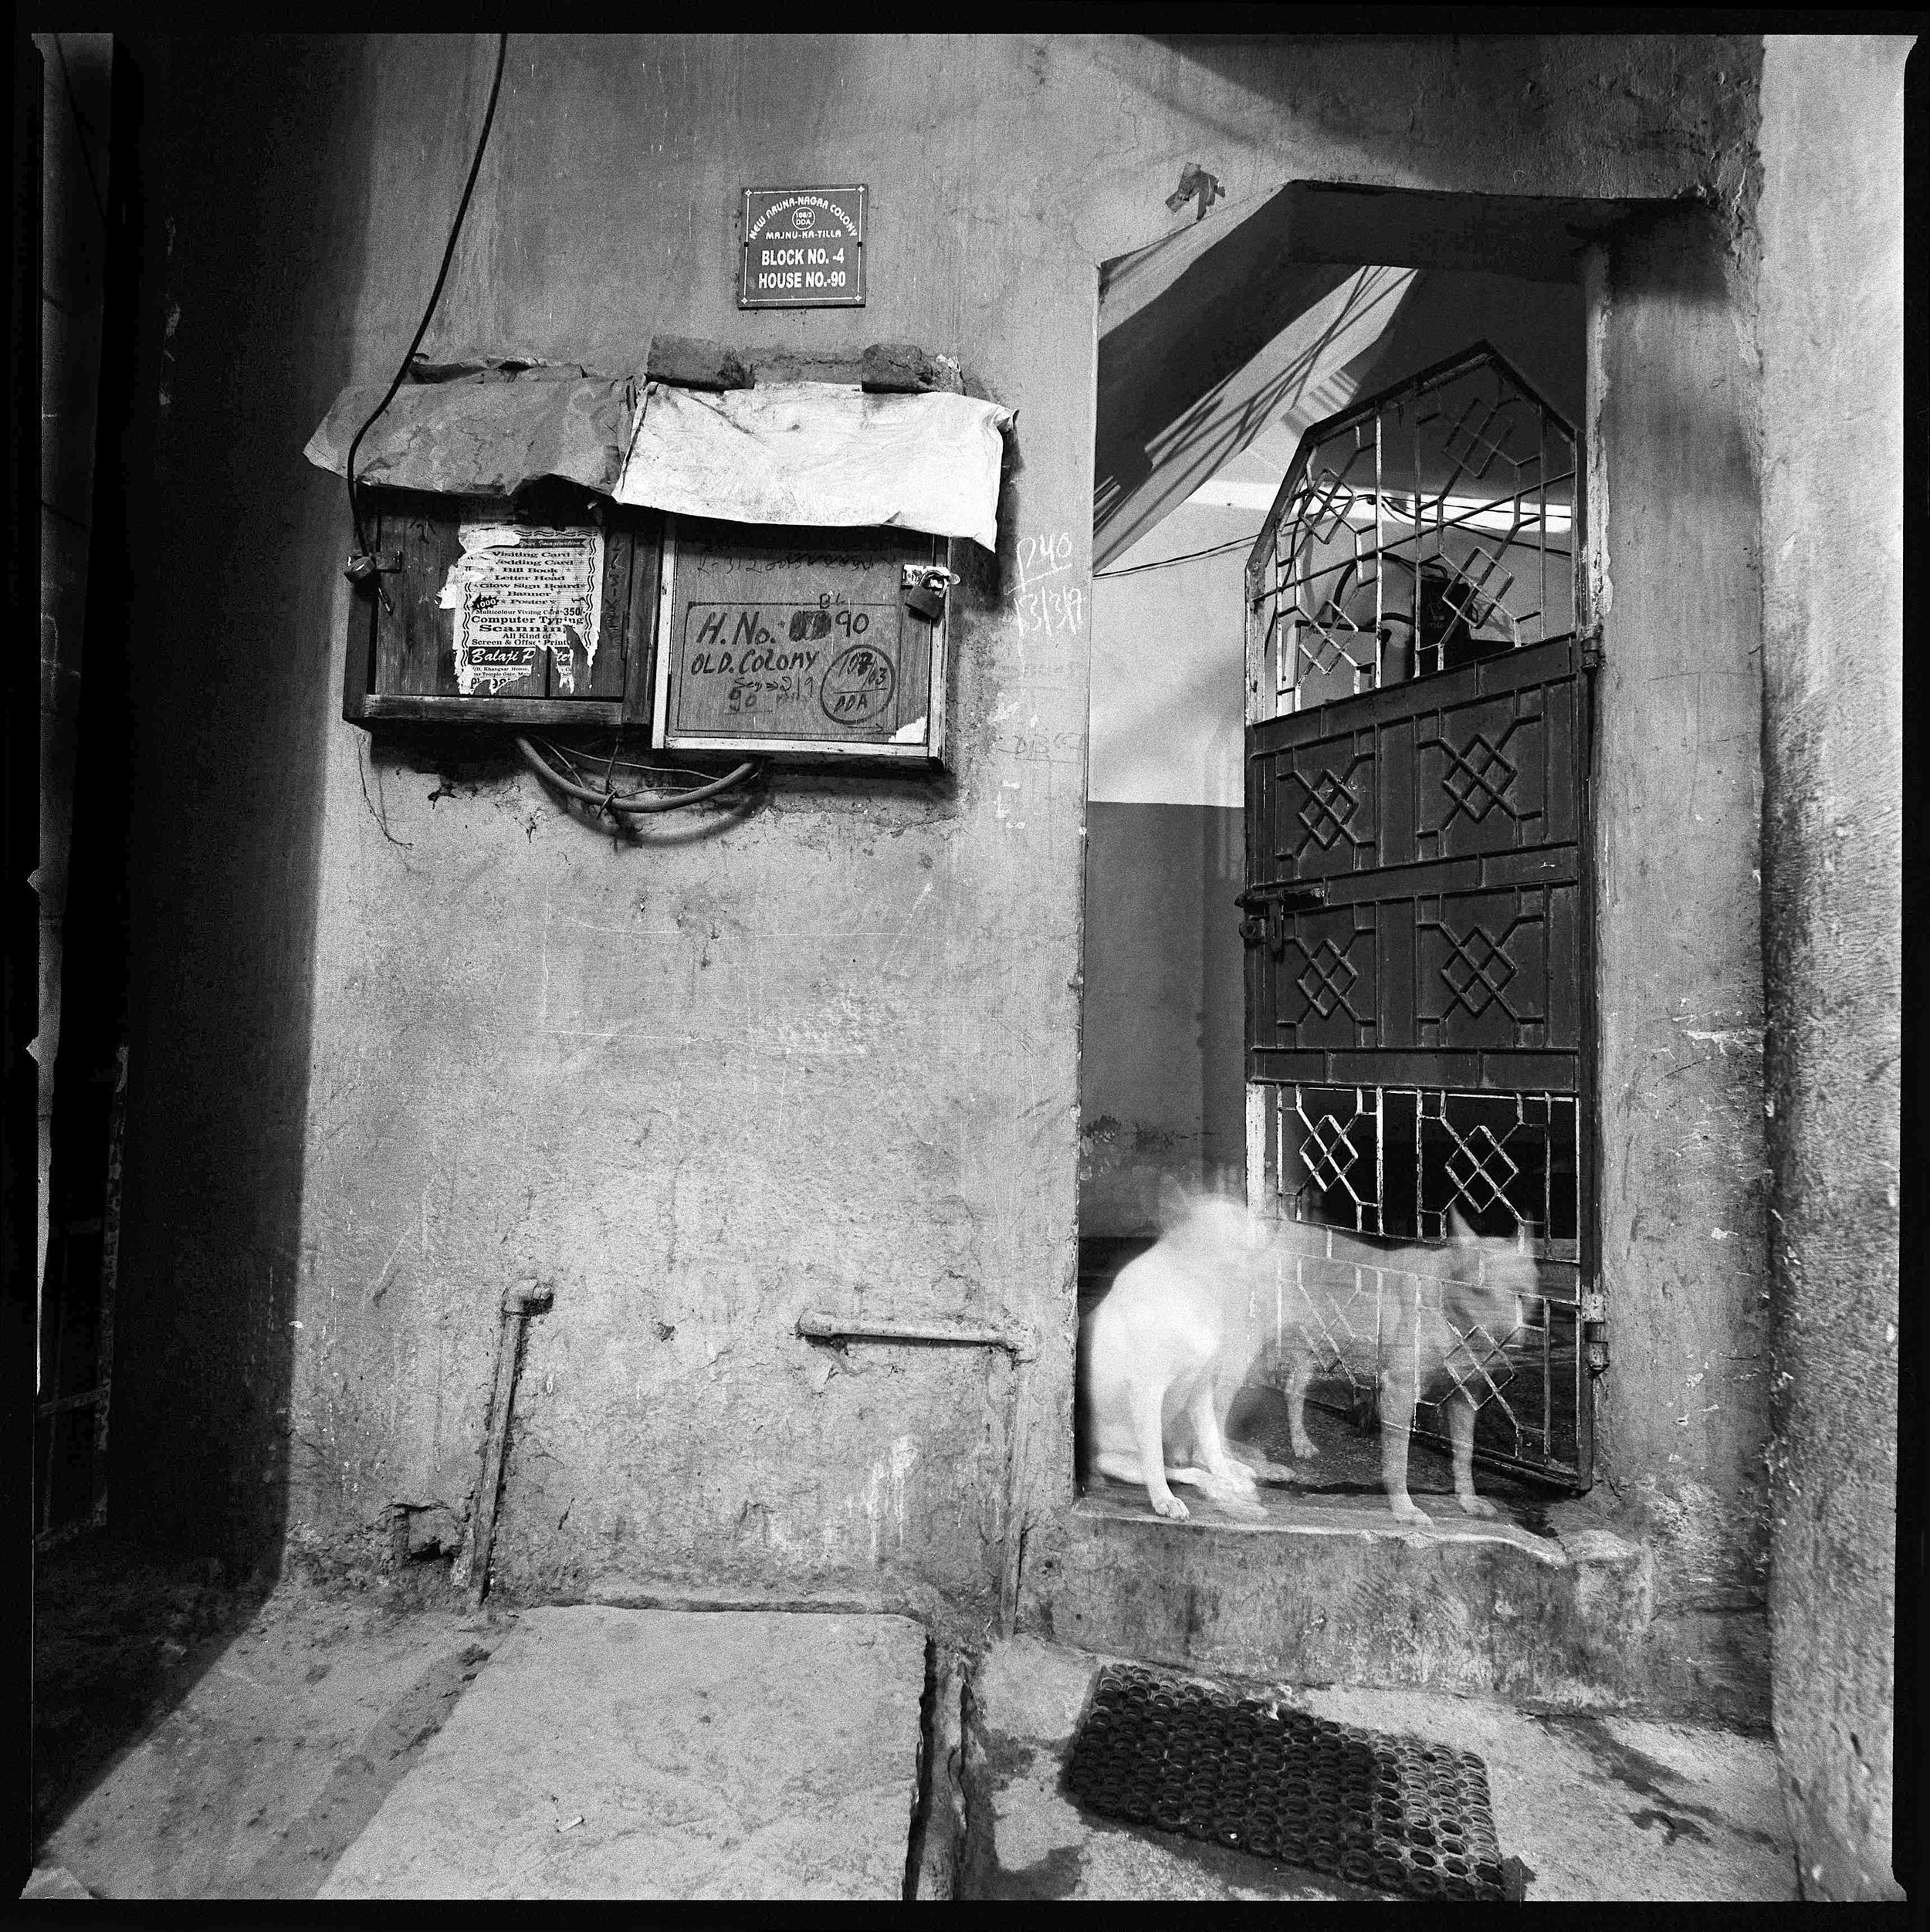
xmin=305 ymin=370 xmax=1012 ymax=551
xmin=614 ymin=381 xmax=1011 ymax=551
xmin=304 ymin=365 xmax=638 ymax=498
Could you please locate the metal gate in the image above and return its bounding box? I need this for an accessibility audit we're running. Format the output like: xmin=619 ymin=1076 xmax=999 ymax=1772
xmin=1241 ymin=344 xmax=1593 ymax=1488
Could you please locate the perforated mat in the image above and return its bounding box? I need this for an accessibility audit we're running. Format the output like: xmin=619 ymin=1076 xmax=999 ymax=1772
xmin=1065 ymin=1663 xmax=1508 ymax=1901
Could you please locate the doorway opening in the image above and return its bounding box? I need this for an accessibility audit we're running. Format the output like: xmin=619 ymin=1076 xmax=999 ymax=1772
xmin=1076 ymin=203 xmax=1588 ymax=1522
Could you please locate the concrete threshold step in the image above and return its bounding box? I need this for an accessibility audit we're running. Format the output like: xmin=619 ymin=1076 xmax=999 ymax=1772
xmin=320 ymin=1606 xmax=929 ymax=1900
xmin=1021 ymin=1482 xmax=1654 ymax=1710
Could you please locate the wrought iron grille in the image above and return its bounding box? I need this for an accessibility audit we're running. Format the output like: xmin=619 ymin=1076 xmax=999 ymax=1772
xmin=1273 ymin=1084 xmax=1580 ymax=1257
xmin=1241 ymin=343 xmax=1591 ymax=1489
xmin=1248 ymin=344 xmax=1576 ymax=722
xmin=1253 ymin=1084 xmax=1584 ymax=1484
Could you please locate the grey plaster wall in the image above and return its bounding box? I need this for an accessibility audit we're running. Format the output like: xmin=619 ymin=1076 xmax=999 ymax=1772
xmin=108 ymin=35 xmax=1776 ymax=1646
xmin=1586 ymin=204 xmax=1774 ymax=1713
xmin=1079 ymin=803 xmax=1244 ymax=1233
xmin=1755 ymin=34 xmax=1908 ymax=1903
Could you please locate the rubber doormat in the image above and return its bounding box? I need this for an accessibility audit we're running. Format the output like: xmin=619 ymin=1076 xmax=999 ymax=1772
xmin=1065 ymin=1663 xmax=1508 ymax=1901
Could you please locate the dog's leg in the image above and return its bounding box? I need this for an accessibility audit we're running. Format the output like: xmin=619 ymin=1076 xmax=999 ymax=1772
xmin=1378 ymin=1359 xmax=1433 ymax=1527
xmin=1186 ymin=1379 xmax=1262 ymax=1511
xmin=1284 ymin=1347 xmax=1320 ymax=1460
xmin=1129 ymin=1377 xmax=1187 ymax=1520
xmin=1188 ymin=1379 xmax=1252 ymax=1487
xmin=1095 ymin=1447 xmax=1231 ymax=1501
xmin=1447 ymin=1390 xmax=1498 ymax=1517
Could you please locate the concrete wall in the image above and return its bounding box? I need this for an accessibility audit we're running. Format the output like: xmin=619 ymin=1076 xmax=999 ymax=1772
xmin=1082 ymin=500 xmax=1251 ymax=1234
xmin=1080 ymin=801 xmax=1244 ymax=1232
xmin=1756 ymin=35 xmax=1908 ymax=1903
xmin=110 ymin=34 xmax=1776 ymax=1649
xmin=1586 ymin=203 xmax=1775 ymax=1715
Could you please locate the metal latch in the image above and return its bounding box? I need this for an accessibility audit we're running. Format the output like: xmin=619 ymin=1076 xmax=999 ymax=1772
xmin=344 ymin=548 xmax=402 ymax=585
xmin=344 ymin=548 xmax=404 ymax=614
xmin=902 ymin=564 xmax=959 ymax=623
xmin=1235 ymin=879 xmax=1327 ymax=956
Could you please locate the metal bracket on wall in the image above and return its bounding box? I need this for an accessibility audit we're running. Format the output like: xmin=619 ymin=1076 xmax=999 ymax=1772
xmin=1577 ymin=622 xmax=1603 ymax=674
xmin=1581 ymin=1289 xmax=1608 ymax=1374
xmin=796 ymin=1309 xmax=1038 ymax=1636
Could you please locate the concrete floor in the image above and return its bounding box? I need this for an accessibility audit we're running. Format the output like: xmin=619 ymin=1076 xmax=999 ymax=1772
xmin=320 ymin=1605 xmax=927 ymax=1899
xmin=31 ymin=1531 xmax=1798 ymax=1902
xmin=961 ymin=1634 xmax=1797 ymax=1903
xmin=32 ymin=1545 xmax=491 ymax=1899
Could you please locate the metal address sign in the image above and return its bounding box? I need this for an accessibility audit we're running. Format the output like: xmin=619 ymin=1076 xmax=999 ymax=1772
xmin=740 ymin=186 xmax=866 ymax=308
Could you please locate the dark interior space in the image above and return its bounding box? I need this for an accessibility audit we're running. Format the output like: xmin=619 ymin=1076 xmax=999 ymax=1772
xmin=22 ymin=36 xmax=358 ymax=1887
xmin=10 ymin=32 xmax=46 ymax=1900
xmin=34 ymin=39 xmax=137 ymax=1553
xmin=103 ymin=33 xmax=360 ymax=1572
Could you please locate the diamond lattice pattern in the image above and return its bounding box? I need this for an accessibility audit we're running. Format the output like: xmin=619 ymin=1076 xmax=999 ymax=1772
xmin=1293 ymin=768 xmax=1359 ymax=851
xmin=1439 ymin=923 xmax=1519 ymax=1019
xmin=1296 ymin=937 xmax=1361 ymax=1020
xmin=1439 ymin=730 xmax=1519 ymax=824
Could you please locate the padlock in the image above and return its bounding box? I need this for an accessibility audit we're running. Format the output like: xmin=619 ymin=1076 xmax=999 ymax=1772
xmin=902 ymin=563 xmax=958 ymax=624
xmin=344 ymin=551 xmax=381 ymax=587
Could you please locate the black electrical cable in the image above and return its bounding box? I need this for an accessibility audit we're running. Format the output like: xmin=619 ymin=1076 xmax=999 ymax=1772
xmin=344 ymin=32 xmax=509 ymax=574
xmin=1093 ymin=533 xmax=1259 ymax=580
xmin=515 ymin=736 xmax=762 ymax=818
xmin=49 ymin=35 xmax=108 ymax=228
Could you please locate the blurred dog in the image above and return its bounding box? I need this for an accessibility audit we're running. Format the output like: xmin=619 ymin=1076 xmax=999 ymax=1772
xmin=1259 ymin=1208 xmax=1533 ymax=1526
xmin=1079 ymin=1181 xmax=1271 ymax=1521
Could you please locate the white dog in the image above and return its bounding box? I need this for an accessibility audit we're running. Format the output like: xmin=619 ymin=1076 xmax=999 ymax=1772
xmin=1079 ymin=1181 xmax=1271 ymax=1521
xmin=1260 ymin=1208 xmax=1533 ymax=1526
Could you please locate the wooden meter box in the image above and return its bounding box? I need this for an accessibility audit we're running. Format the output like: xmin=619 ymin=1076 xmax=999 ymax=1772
xmin=344 ymin=492 xmax=950 ymax=766
xmin=652 ymin=517 xmax=950 ymax=764
xmin=342 ymin=486 xmax=661 ymax=727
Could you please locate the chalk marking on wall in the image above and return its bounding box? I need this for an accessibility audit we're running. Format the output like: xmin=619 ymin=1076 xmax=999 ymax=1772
xmin=863 ymin=1433 xmax=920 ymax=1562
xmin=1014 ymin=530 xmax=1074 ymax=590
xmin=1012 ymin=582 xmax=1085 ymax=639
xmin=872 ymin=881 xmax=935 ymax=979
xmin=1011 ymin=530 xmax=1085 ymax=638
xmin=539 ymin=895 xmax=552 ymax=1030
xmin=366 ymin=1223 xmax=412 ymax=1305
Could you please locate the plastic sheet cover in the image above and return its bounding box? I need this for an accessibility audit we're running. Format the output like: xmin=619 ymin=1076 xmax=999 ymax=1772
xmin=614 ymin=381 xmax=1013 ymax=551
xmin=304 ymin=365 xmax=638 ymax=498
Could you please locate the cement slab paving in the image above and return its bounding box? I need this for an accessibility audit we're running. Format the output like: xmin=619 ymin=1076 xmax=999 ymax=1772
xmin=320 ymin=1606 xmax=927 ymax=1900
xmin=965 ymin=1635 xmax=1797 ymax=1903
xmin=37 ymin=1578 xmax=489 ymax=1899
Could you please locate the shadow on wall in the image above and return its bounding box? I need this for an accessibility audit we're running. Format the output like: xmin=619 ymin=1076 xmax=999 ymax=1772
xmin=27 ymin=32 xmax=388 ymax=1859
xmin=107 ymin=35 xmax=372 ymax=1577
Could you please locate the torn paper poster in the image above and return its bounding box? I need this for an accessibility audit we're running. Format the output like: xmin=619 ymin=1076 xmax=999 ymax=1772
xmin=304 ymin=372 xmax=638 ymax=498
xmin=615 ymin=381 xmax=1014 ymax=551
xmin=440 ymin=525 xmax=606 ymax=696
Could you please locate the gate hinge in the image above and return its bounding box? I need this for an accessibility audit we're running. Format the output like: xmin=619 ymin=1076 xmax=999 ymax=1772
xmin=1578 ymin=622 xmax=1604 ymax=674
xmin=1581 ymin=1289 xmax=1608 ymax=1374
